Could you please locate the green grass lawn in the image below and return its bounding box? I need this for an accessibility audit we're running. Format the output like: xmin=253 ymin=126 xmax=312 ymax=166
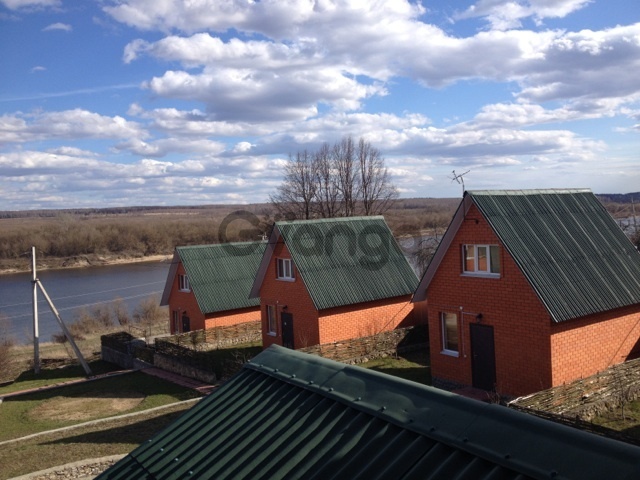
xmin=360 ymin=349 xmax=431 ymax=385
xmin=591 ymin=399 xmax=640 ymax=442
xmin=0 ymin=370 xmax=201 ymax=443
xmin=0 ymin=401 xmax=195 ymax=479
xmin=0 ymin=359 xmax=120 ymax=395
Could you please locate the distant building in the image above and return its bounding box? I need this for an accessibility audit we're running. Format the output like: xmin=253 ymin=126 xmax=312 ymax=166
xmin=161 ymin=242 xmax=266 ymax=334
xmin=250 ymin=216 xmax=421 ymax=349
xmin=413 ymin=189 xmax=640 ymax=397
xmin=98 ymin=345 xmax=640 ymax=480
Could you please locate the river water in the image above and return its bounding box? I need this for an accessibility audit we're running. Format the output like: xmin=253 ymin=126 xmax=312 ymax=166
xmin=0 ymin=261 xmax=170 ymax=344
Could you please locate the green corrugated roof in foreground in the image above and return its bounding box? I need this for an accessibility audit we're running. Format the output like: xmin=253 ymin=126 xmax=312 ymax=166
xmin=469 ymin=189 xmax=640 ymax=323
xmin=99 ymin=345 xmax=640 ymax=480
xmin=177 ymin=242 xmax=266 ymax=313
xmin=276 ymin=216 xmax=418 ymax=310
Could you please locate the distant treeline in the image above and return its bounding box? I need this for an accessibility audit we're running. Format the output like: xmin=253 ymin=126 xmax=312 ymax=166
xmin=598 ymin=193 xmax=640 ymax=204
xmin=0 ymin=204 xmax=233 ymax=219
xmin=0 ymin=196 xmax=635 ymax=264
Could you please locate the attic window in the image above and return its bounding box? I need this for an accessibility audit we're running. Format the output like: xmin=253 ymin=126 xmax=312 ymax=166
xmin=277 ymin=258 xmax=294 ymax=281
xmin=463 ymin=245 xmax=500 ymax=276
xmin=179 ymin=274 xmax=190 ymax=292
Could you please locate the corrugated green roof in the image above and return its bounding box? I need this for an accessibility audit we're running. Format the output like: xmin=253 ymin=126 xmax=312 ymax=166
xmin=99 ymin=345 xmax=640 ymax=480
xmin=173 ymin=242 xmax=266 ymax=313
xmin=274 ymin=216 xmax=418 ymax=310
xmin=469 ymin=189 xmax=640 ymax=322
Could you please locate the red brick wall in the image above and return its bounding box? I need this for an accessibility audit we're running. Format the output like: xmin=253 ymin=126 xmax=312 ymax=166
xmin=550 ymin=304 xmax=640 ymax=385
xmin=167 ymin=262 xmax=205 ymax=333
xmin=258 ymin=239 xmax=420 ymax=349
xmin=318 ymin=295 xmax=417 ymax=344
xmin=420 ymin=204 xmax=553 ymax=397
xmin=204 ymin=307 xmax=261 ymax=330
xmin=167 ymin=262 xmax=260 ymax=334
xmin=258 ymin=240 xmax=320 ymax=349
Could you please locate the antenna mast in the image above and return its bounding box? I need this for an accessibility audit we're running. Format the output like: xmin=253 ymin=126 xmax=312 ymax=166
xmin=451 ymin=170 xmax=470 ymax=196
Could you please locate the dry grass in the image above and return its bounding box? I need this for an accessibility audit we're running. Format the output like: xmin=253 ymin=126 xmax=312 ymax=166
xmin=0 ymin=400 xmax=195 ymax=479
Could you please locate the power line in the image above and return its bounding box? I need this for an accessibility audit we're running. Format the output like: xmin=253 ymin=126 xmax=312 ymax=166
xmin=1 ymin=290 xmax=163 ymax=321
xmin=0 ymin=280 xmax=165 ymax=309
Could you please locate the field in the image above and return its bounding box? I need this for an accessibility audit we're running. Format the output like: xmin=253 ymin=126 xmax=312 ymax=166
xmin=0 ymin=198 xmax=459 ymax=274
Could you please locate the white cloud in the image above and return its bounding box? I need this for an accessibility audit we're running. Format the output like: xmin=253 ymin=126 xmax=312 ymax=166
xmin=0 ymin=109 xmax=148 ymax=143
xmin=0 ymin=0 xmax=60 ymax=10
xmin=30 ymin=66 xmax=46 ymax=73
xmin=454 ymin=0 xmax=592 ymax=30
xmin=42 ymin=22 xmax=71 ymax=31
xmin=113 ymin=137 xmax=225 ymax=158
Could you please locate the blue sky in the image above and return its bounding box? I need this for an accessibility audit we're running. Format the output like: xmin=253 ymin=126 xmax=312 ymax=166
xmin=0 ymin=0 xmax=638 ymax=210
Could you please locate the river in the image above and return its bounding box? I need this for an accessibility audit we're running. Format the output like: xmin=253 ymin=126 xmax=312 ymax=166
xmin=0 ymin=261 xmax=170 ymax=344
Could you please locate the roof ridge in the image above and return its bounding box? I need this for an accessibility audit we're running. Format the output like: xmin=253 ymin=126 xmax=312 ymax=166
xmin=275 ymin=215 xmax=386 ymax=225
xmin=467 ymin=188 xmax=592 ymax=196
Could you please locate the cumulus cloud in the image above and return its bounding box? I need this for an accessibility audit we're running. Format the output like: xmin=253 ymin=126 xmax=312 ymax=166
xmin=454 ymin=0 xmax=592 ymax=30
xmin=0 ymin=109 xmax=147 ymax=143
xmin=0 ymin=0 xmax=60 ymax=9
xmin=42 ymin=22 xmax=71 ymax=31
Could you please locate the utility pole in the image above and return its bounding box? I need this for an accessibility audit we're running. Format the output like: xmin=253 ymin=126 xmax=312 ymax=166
xmin=632 ymin=198 xmax=638 ymax=236
xmin=30 ymin=247 xmax=92 ymax=376
xmin=31 ymin=246 xmax=40 ymax=374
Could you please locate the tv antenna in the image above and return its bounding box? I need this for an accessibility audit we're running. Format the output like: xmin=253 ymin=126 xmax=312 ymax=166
xmin=451 ymin=170 xmax=470 ymax=196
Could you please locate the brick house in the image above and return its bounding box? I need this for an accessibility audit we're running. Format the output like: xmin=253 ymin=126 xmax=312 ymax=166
xmin=249 ymin=216 xmax=420 ymax=349
xmin=413 ymin=189 xmax=640 ymax=398
xmin=161 ymin=242 xmax=266 ymax=334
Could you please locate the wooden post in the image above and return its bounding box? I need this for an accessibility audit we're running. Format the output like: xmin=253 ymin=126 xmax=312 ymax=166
xmin=31 ymin=246 xmax=40 ymax=374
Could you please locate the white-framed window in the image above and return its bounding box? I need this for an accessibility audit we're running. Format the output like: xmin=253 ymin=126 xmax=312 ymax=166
xmin=276 ymin=258 xmax=294 ymax=280
xmin=267 ymin=305 xmax=277 ymax=335
xmin=463 ymin=245 xmax=501 ymax=276
xmin=441 ymin=312 xmax=459 ymax=356
xmin=179 ymin=274 xmax=190 ymax=292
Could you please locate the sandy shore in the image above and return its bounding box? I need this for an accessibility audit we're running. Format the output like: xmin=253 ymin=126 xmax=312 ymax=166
xmin=0 ymin=254 xmax=171 ymax=276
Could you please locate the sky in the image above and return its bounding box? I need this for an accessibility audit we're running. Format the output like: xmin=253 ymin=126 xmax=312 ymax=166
xmin=0 ymin=0 xmax=639 ymax=210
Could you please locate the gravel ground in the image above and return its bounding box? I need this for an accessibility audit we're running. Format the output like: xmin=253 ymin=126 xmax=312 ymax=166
xmin=9 ymin=455 xmax=126 ymax=480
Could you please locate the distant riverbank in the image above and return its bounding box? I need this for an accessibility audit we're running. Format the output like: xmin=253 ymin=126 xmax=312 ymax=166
xmin=0 ymin=253 xmax=171 ymax=276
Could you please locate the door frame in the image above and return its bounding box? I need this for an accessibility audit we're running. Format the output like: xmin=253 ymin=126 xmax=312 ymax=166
xmin=281 ymin=311 xmax=294 ymax=349
xmin=469 ymin=323 xmax=496 ymax=391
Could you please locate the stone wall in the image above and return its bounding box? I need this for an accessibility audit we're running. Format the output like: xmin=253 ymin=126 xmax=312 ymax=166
xmin=509 ymin=357 xmax=640 ymax=422
xmin=299 ymin=325 xmax=428 ymax=364
xmin=153 ymin=352 xmax=217 ymax=384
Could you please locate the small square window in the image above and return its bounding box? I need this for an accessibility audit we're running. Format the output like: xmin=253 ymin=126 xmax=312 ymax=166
xmin=441 ymin=312 xmax=459 ymax=356
xmin=178 ymin=274 xmax=190 ymax=291
xmin=277 ymin=258 xmax=294 ymax=280
xmin=462 ymin=245 xmax=500 ymax=276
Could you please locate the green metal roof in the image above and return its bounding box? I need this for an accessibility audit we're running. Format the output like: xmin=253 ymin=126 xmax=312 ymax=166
xmin=162 ymin=242 xmax=266 ymax=314
xmin=259 ymin=216 xmax=418 ymax=310
xmin=99 ymin=345 xmax=640 ymax=480
xmin=468 ymin=189 xmax=640 ymax=323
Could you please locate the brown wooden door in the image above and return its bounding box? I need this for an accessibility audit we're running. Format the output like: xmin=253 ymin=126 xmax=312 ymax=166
xmin=281 ymin=312 xmax=294 ymax=349
xmin=470 ymin=324 xmax=496 ymax=391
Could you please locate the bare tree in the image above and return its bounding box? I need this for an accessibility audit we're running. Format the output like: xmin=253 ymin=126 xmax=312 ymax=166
xmin=314 ymin=143 xmax=340 ymax=218
xmin=357 ymin=137 xmax=398 ymax=215
xmin=333 ymin=136 xmax=359 ymax=217
xmin=270 ymin=150 xmax=317 ymax=220
xmin=271 ymin=136 xmax=398 ymax=219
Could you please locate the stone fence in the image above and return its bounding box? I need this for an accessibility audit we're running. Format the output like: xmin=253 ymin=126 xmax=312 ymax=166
xmin=509 ymin=357 xmax=640 ymax=421
xmin=102 ymin=323 xmax=428 ymax=385
xmin=299 ymin=325 xmax=428 ymax=364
